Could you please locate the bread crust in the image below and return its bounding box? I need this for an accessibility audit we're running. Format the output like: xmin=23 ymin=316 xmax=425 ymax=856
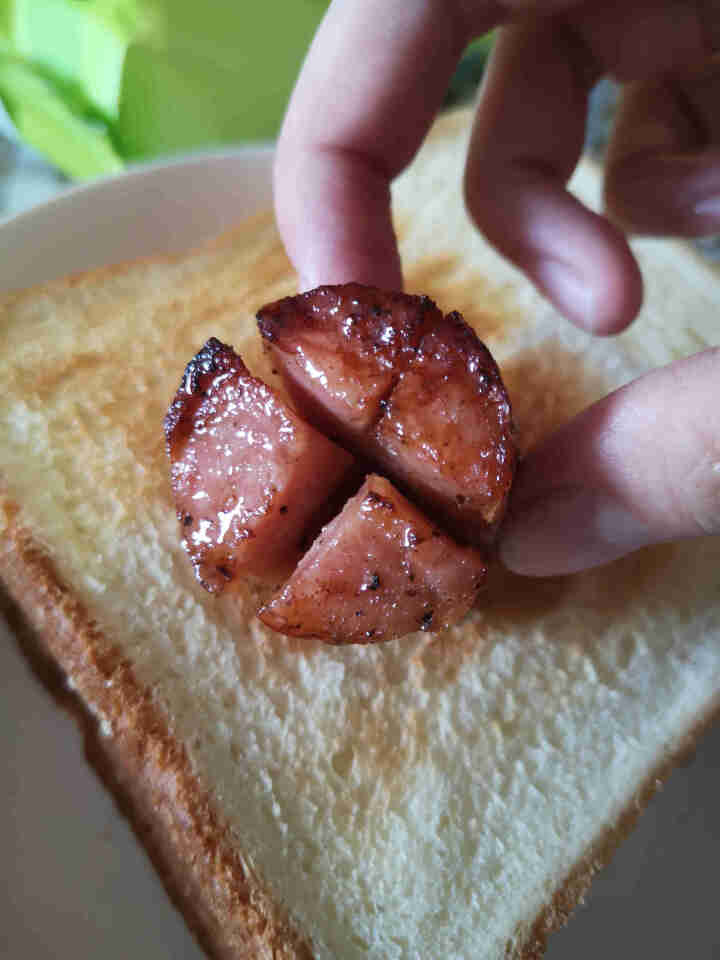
xmin=3 ymin=500 xmax=718 ymax=960
xmin=509 ymin=693 xmax=719 ymax=960
xmin=0 ymin=505 xmax=313 ymax=960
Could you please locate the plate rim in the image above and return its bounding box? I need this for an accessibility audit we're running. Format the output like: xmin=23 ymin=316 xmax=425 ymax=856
xmin=0 ymin=141 xmax=275 ymax=231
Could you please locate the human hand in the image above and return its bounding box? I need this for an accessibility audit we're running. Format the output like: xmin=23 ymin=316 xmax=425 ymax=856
xmin=274 ymin=0 xmax=720 ymax=575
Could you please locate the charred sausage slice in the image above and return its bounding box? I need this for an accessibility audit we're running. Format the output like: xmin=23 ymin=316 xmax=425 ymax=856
xmin=259 ymin=474 xmax=487 ymax=644
xmin=165 ymin=338 xmax=355 ymax=591
xmin=373 ymin=311 xmax=516 ymax=545
xmin=258 ymin=285 xmax=515 ymax=545
xmin=257 ymin=284 xmax=441 ymax=446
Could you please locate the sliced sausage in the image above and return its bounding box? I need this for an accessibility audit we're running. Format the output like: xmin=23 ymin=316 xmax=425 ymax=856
xmin=373 ymin=311 xmax=516 ymax=545
xmin=259 ymin=474 xmax=487 ymax=644
xmin=258 ymin=284 xmax=516 ymax=545
xmin=165 ymin=337 xmax=355 ymax=591
xmin=257 ymin=284 xmax=441 ymax=446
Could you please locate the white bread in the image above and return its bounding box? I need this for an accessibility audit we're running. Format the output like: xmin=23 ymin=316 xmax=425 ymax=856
xmin=0 ymin=108 xmax=718 ymax=959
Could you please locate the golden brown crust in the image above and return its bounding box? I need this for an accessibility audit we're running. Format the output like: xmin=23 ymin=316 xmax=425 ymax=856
xmin=508 ymin=694 xmax=720 ymax=960
xmin=0 ymin=506 xmax=313 ymax=960
xmin=4 ymin=493 xmax=717 ymax=960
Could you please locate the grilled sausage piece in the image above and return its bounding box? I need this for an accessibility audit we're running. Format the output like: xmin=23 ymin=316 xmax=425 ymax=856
xmin=165 ymin=338 xmax=355 ymax=592
xmin=257 ymin=284 xmax=441 ymax=447
xmin=259 ymin=285 xmax=515 ymax=546
xmin=259 ymin=475 xmax=487 ymax=644
xmin=373 ymin=311 xmax=516 ymax=546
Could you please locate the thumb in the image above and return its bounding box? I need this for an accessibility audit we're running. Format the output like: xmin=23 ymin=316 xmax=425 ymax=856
xmin=500 ymin=349 xmax=720 ymax=576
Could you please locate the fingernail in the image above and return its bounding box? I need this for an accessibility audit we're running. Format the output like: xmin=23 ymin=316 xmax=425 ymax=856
xmin=693 ymin=195 xmax=720 ymax=220
xmin=500 ymin=487 xmax=654 ymax=576
xmin=534 ymin=259 xmax=595 ymax=330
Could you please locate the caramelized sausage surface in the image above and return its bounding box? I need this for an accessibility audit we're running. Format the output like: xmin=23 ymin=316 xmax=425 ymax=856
xmin=259 ymin=286 xmax=516 ymax=545
xmin=257 ymin=284 xmax=441 ymax=445
xmin=165 ymin=338 xmax=354 ymax=591
xmin=167 ymin=286 xmax=516 ymax=644
xmin=259 ymin=475 xmax=487 ymax=644
xmin=373 ymin=311 xmax=516 ymax=545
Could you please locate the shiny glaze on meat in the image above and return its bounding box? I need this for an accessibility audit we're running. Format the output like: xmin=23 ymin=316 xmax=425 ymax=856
xmin=164 ymin=338 xmax=354 ymax=592
xmin=259 ymin=475 xmax=487 ymax=644
xmin=257 ymin=284 xmax=441 ymax=445
xmin=258 ymin=285 xmax=515 ymax=546
xmin=374 ymin=311 xmax=516 ymax=545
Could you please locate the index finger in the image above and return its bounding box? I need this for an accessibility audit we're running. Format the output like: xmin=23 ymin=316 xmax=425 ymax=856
xmin=274 ymin=0 xmax=501 ymax=291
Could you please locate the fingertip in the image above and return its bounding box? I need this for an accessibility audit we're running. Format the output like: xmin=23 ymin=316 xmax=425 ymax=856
xmin=498 ymin=348 xmax=720 ymax=576
xmin=604 ymin=65 xmax=720 ymax=238
xmin=463 ymin=16 xmax=648 ymax=339
xmin=604 ymin=152 xmax=720 ymax=237
xmin=580 ymin=232 xmax=644 ymax=337
xmin=531 ymin=236 xmax=643 ymax=337
xmin=498 ymin=487 xmax=649 ymax=577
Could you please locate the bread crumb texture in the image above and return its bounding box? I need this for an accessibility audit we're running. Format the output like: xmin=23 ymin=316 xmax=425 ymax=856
xmin=1 ymin=111 xmax=719 ymax=960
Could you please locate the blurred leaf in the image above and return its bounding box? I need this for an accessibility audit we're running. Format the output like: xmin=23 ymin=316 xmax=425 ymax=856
xmin=0 ymin=3 xmax=11 ymax=38
xmin=0 ymin=55 xmax=122 ymax=177
xmin=0 ymin=0 xmax=154 ymax=114
xmin=118 ymin=43 xmax=275 ymax=157
xmin=18 ymin=57 xmax=115 ymax=128
xmin=71 ymin=0 xmax=160 ymax=40
xmin=444 ymin=32 xmax=494 ymax=108
xmin=150 ymin=0 xmax=324 ymax=73
xmin=118 ymin=1 xmax=329 ymax=158
xmin=467 ymin=33 xmax=495 ymax=56
xmin=0 ymin=1 xmax=494 ymax=181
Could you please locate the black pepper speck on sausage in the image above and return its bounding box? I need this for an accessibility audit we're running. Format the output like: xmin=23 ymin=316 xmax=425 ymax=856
xmin=258 ymin=286 xmax=516 ymax=546
xmin=164 ymin=339 xmax=355 ymax=591
xmin=258 ymin=475 xmax=487 ymax=644
xmin=257 ymin=284 xmax=441 ymax=444
xmin=373 ymin=310 xmax=517 ymax=545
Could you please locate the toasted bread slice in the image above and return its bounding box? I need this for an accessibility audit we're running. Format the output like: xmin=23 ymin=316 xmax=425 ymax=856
xmin=0 ymin=109 xmax=718 ymax=960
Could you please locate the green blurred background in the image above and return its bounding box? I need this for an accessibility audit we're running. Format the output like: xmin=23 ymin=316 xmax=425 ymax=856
xmin=0 ymin=0 xmax=491 ymax=181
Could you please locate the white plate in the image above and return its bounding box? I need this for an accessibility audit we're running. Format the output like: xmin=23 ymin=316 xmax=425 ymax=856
xmin=1 ymin=147 xmax=718 ymax=960
xmin=0 ymin=146 xmax=273 ymax=291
